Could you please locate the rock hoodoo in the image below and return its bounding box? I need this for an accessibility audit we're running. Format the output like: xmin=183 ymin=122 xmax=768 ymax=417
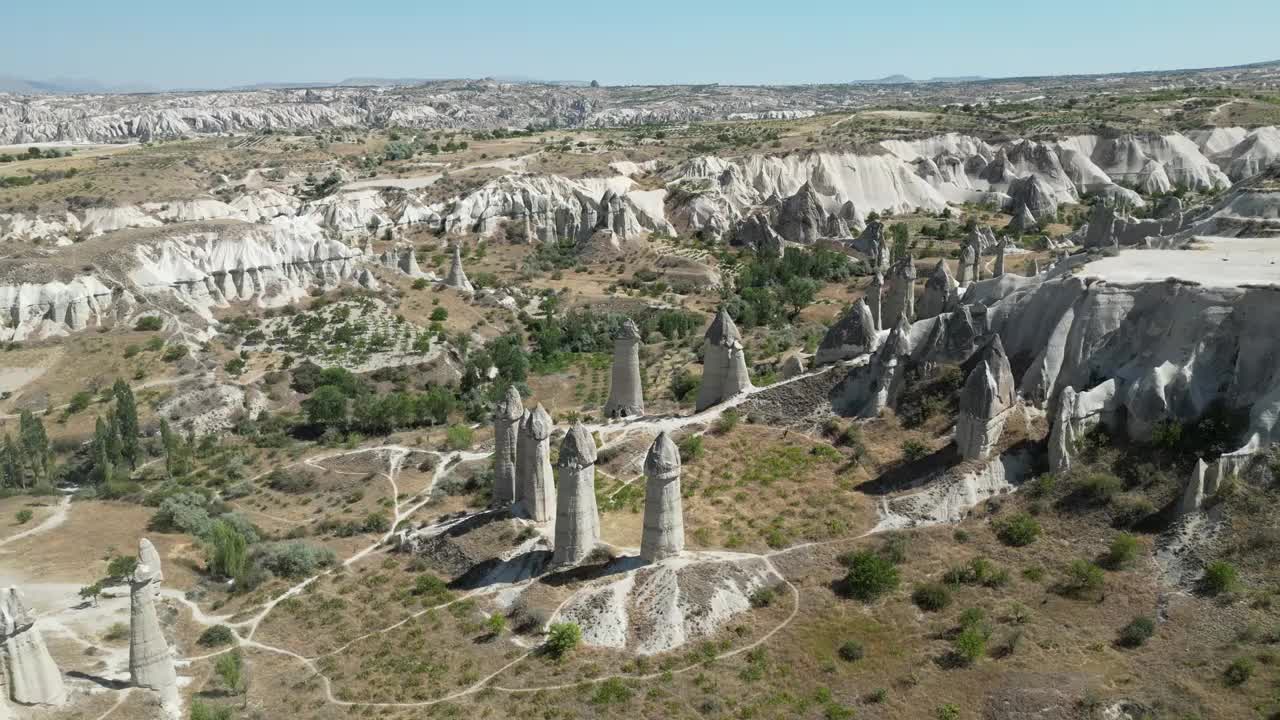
xmin=516 ymin=404 xmax=556 ymax=522
xmin=958 ymin=244 xmax=975 ymax=287
xmin=955 ymin=337 xmax=1017 ymax=460
xmin=867 ymin=272 xmax=884 ymax=331
xmin=552 ymin=423 xmax=601 ymax=566
xmin=604 ymin=319 xmax=644 ymax=418
xmin=445 ymin=244 xmax=474 ymax=293
xmin=640 ymin=432 xmax=684 ymax=563
xmin=1 ymin=587 xmax=67 ymax=708
xmin=994 ymin=236 xmax=1007 ymax=277
xmin=695 ymin=309 xmax=752 ymax=411
xmin=882 ymin=257 xmax=916 ymax=324
xmin=129 ymin=539 xmax=179 ymax=714
xmin=492 ymin=386 xmax=524 ymax=507
xmin=1180 ymin=458 xmax=1210 ymax=516
xmin=919 ymin=259 xmax=959 ymax=319
xmin=816 ymin=299 xmax=878 ymax=365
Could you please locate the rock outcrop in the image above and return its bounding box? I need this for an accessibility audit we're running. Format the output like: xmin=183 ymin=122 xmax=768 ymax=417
xmin=695 ymin=309 xmax=751 ymax=411
xmin=867 ymin=272 xmax=883 ymax=331
xmin=445 ymin=245 xmax=474 ymax=293
xmin=129 ymin=539 xmax=179 ymax=714
xmin=604 ymin=319 xmax=644 ymax=418
xmin=994 ymin=236 xmax=1006 ymax=277
xmin=881 ymin=257 xmax=915 ymax=324
xmin=552 ymin=423 xmax=600 ymax=566
xmin=1008 ymin=204 xmax=1038 ymax=235
xmin=515 ymin=404 xmax=556 ymax=522
xmin=492 ymin=386 xmax=524 ymax=507
xmin=816 ymin=299 xmax=877 ymax=365
xmin=1 ymin=587 xmax=67 ymax=707
xmin=920 ymin=260 xmax=959 ymax=320
xmin=957 ymin=245 xmax=975 ymax=287
xmin=641 ymin=432 xmax=684 ymax=563
xmin=1179 ymin=458 xmax=1210 ymax=516
xmin=954 ymin=337 xmax=1017 ymax=460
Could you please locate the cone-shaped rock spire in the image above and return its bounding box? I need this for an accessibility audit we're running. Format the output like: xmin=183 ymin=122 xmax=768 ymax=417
xmin=882 ymin=257 xmax=915 ymax=325
xmin=129 ymin=539 xmax=179 ymax=712
xmin=445 ymin=244 xmax=474 ymax=293
xmin=1 ymin=587 xmax=67 ymax=707
xmin=604 ymin=319 xmax=644 ymax=418
xmin=516 ymin=404 xmax=556 ymax=522
xmin=641 ymin=432 xmax=684 ymax=563
xmin=955 ymin=337 xmax=1017 ymax=460
xmin=492 ymin=386 xmax=524 ymax=507
xmin=552 ymin=423 xmax=601 ymax=565
xmin=867 ymin=272 xmax=883 ymax=331
xmin=696 ymin=309 xmax=751 ymax=411
xmin=919 ymin=259 xmax=959 ymax=320
xmin=816 ymin=299 xmax=877 ymax=365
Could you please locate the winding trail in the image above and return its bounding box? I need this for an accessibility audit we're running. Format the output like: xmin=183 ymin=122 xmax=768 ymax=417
xmin=0 ymin=494 xmax=70 ymax=548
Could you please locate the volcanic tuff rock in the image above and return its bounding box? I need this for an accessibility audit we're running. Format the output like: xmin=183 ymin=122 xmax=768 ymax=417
xmin=1 ymin=587 xmax=67 ymax=707
xmin=604 ymin=319 xmax=644 ymax=418
xmin=695 ymin=309 xmax=752 ymax=411
xmin=641 ymin=432 xmax=684 ymax=563
xmin=492 ymin=386 xmax=524 ymax=506
xmin=954 ymin=337 xmax=1017 ymax=460
xmin=816 ymin=299 xmax=878 ymax=365
xmin=919 ymin=259 xmax=960 ymax=320
xmin=552 ymin=423 xmax=600 ymax=566
xmin=445 ymin=244 xmax=474 ymax=293
xmin=516 ymin=404 xmax=556 ymax=522
xmin=881 ymin=257 xmax=916 ymax=324
xmin=129 ymin=539 xmax=179 ymax=714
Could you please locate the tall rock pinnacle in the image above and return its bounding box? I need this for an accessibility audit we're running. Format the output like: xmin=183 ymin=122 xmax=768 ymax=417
xmin=640 ymin=432 xmax=684 ymax=563
xmin=552 ymin=423 xmax=601 ymax=565
xmin=695 ymin=308 xmax=752 ymax=411
xmin=604 ymin=319 xmax=644 ymax=418
xmin=1 ymin=587 xmax=67 ymax=707
xmin=445 ymin=244 xmax=474 ymax=293
xmin=516 ymin=404 xmax=556 ymax=522
xmin=129 ymin=539 xmax=179 ymax=714
xmin=492 ymin=385 xmax=524 ymax=507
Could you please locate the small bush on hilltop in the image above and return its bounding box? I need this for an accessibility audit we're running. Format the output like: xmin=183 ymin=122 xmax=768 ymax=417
xmin=994 ymin=513 xmax=1041 ymax=547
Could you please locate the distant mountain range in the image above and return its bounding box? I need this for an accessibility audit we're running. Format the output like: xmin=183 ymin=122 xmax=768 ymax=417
xmin=850 ymin=74 xmax=987 ymax=85
xmin=0 ymin=75 xmax=157 ymax=94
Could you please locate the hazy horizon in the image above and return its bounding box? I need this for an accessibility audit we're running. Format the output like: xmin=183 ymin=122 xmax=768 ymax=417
xmin=5 ymin=0 xmax=1279 ymax=92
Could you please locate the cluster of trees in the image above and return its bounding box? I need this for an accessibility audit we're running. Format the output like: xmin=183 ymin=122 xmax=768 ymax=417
xmin=0 ymin=410 xmax=52 ymax=491
xmin=294 ymin=361 xmax=456 ymax=435
xmin=0 ymin=147 xmax=72 ymax=163
xmin=725 ymin=246 xmax=855 ymax=328
xmin=86 ymin=381 xmax=141 ymax=490
xmin=522 ymin=305 xmax=702 ymax=373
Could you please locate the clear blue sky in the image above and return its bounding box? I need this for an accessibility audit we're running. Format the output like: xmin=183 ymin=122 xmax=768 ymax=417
xmin=6 ymin=0 xmax=1279 ymax=89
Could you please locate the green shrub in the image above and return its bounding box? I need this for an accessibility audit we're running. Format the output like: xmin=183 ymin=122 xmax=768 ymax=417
xmin=749 ymin=586 xmax=776 ymax=608
xmin=901 ymin=439 xmax=929 ymax=462
xmin=161 ymin=344 xmax=189 ymax=362
xmin=1061 ymin=560 xmax=1105 ymax=598
xmin=429 ymin=307 xmax=449 ymax=322
xmin=838 ymin=551 xmax=900 ymax=601
xmin=958 ymin=607 xmax=986 ymax=629
xmin=189 ymin=699 xmax=234 ymax=720
xmin=591 ymin=677 xmax=633 ymax=705
xmin=486 ymin=614 xmax=506 ymax=636
xmin=714 ymin=410 xmax=740 ymax=434
xmin=15 ymin=509 xmax=32 ymax=524
xmin=1078 ymin=472 xmax=1122 ymax=502
xmin=912 ymin=582 xmax=952 ymax=612
xmin=936 ymin=704 xmax=961 ymax=720
xmin=1103 ymin=533 xmax=1140 ymax=569
xmin=266 ymin=469 xmax=314 ymax=494
xmin=197 ymin=625 xmax=236 ymax=647
xmin=134 ymin=316 xmax=164 ymax=332
xmin=545 ymin=622 xmax=582 ymax=659
xmin=103 ymin=622 xmax=129 ymax=641
xmin=1202 ymin=561 xmax=1239 ymax=596
xmin=214 ymin=651 xmax=244 ymax=694
xmin=1224 ymin=657 xmax=1254 ymax=686
xmin=995 ymin=513 xmax=1041 ymax=547
xmin=251 ymin=541 xmax=335 ymax=578
xmin=443 ymin=424 xmax=473 ymax=450
xmin=1117 ymin=616 xmax=1155 ymax=648
xmin=951 ymin=624 xmax=988 ymax=665
xmin=837 ymin=640 xmax=864 ymax=662
xmin=677 ymin=434 xmax=704 ymax=463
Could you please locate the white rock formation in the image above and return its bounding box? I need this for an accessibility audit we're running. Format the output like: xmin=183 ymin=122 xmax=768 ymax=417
xmin=954 ymin=337 xmax=1016 ymax=460
xmin=867 ymin=272 xmax=883 ymax=331
xmin=919 ymin=259 xmax=959 ymax=319
xmin=994 ymin=236 xmax=1006 ymax=277
xmin=444 ymin=245 xmax=474 ymax=293
xmin=492 ymin=386 xmax=524 ymax=507
xmin=604 ymin=319 xmax=644 ymax=418
xmin=695 ymin=309 xmax=751 ymax=411
xmin=552 ymin=423 xmax=601 ymax=566
xmin=641 ymin=432 xmax=684 ymax=563
xmin=1179 ymin=458 xmax=1210 ymax=516
xmin=881 ymin=257 xmax=915 ymax=324
xmin=515 ymin=404 xmax=556 ymax=522
xmin=129 ymin=539 xmax=179 ymax=714
xmin=816 ymin=299 xmax=877 ymax=365
xmin=1 ymin=587 xmax=67 ymax=707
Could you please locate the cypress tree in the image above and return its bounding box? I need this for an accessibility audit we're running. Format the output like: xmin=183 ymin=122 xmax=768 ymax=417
xmin=113 ymin=380 xmax=140 ymax=469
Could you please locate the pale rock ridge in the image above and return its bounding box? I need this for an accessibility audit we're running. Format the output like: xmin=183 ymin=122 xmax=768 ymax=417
xmin=816 ymin=299 xmax=877 ymax=365
xmin=515 ymin=404 xmax=556 ymax=522
xmin=604 ymin=319 xmax=644 ymax=418
xmin=957 ymin=245 xmax=975 ymax=287
xmin=641 ymin=432 xmax=684 ymax=563
xmin=0 ymin=275 xmax=119 ymax=342
xmin=866 ymin=272 xmax=883 ymax=331
xmin=1077 ymin=200 xmax=1185 ymax=249
xmin=129 ymin=539 xmax=179 ymax=714
xmin=954 ymin=337 xmax=1016 ymax=460
xmin=1 ymin=587 xmax=67 ymax=707
xmin=695 ymin=309 xmax=751 ymax=411
xmin=552 ymin=423 xmax=601 ymax=566
xmin=834 ymin=313 xmax=914 ymax=418
xmin=492 ymin=386 xmax=524 ymax=507
xmin=445 ymin=245 xmax=474 ymax=293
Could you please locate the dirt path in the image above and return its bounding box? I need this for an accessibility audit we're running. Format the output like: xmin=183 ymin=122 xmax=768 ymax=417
xmin=0 ymin=494 xmax=70 ymax=548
